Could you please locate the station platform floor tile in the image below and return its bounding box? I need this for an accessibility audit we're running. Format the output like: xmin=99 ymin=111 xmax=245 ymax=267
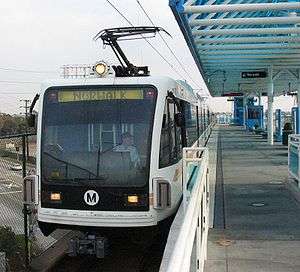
xmin=205 ymin=126 xmax=300 ymax=272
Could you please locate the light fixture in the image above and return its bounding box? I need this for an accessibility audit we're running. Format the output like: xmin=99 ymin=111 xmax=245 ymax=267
xmin=127 ymin=195 xmax=139 ymax=204
xmin=94 ymin=61 xmax=109 ymax=77
xmin=50 ymin=192 xmax=61 ymax=201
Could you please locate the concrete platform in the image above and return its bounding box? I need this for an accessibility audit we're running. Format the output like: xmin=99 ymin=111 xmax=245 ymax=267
xmin=205 ymin=126 xmax=300 ymax=272
xmin=31 ymin=231 xmax=80 ymax=272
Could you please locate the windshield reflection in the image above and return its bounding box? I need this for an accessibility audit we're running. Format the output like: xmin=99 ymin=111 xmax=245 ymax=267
xmin=41 ymin=87 xmax=156 ymax=187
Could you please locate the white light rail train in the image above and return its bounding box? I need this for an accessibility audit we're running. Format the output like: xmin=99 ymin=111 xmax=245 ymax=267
xmin=26 ymin=27 xmax=211 ymax=257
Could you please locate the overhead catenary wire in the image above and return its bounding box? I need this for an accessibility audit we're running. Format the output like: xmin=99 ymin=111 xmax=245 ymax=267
xmin=0 ymin=95 xmax=34 ymax=114
xmin=0 ymin=67 xmax=57 ymax=74
xmin=0 ymin=92 xmax=34 ymax=95
xmin=0 ymin=99 xmax=29 ymax=109
xmin=104 ymin=0 xmax=187 ymax=81
xmin=105 ymin=0 xmax=133 ymax=26
xmin=0 ymin=80 xmax=40 ymax=84
xmin=135 ymin=0 xmax=203 ymax=90
xmin=0 ymin=97 xmax=33 ymax=107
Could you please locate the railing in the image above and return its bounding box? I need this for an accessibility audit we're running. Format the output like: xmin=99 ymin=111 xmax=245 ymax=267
xmin=197 ymin=121 xmax=214 ymax=148
xmin=288 ymin=134 xmax=300 ymax=186
xmin=160 ymin=147 xmax=210 ymax=272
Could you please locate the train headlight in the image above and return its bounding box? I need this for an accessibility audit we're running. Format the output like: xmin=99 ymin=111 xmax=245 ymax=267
xmin=94 ymin=61 xmax=109 ymax=77
xmin=124 ymin=194 xmax=147 ymax=207
xmin=50 ymin=192 xmax=61 ymax=201
xmin=127 ymin=195 xmax=139 ymax=204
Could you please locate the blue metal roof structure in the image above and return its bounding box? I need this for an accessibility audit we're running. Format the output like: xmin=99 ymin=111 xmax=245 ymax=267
xmin=169 ymin=0 xmax=300 ymax=97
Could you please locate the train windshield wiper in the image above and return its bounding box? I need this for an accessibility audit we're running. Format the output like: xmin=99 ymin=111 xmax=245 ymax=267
xmin=43 ymin=151 xmax=97 ymax=178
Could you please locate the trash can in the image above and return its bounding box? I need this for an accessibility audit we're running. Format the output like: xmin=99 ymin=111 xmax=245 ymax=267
xmin=282 ymin=122 xmax=293 ymax=146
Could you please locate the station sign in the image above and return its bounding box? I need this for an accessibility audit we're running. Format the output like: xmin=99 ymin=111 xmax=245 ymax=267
xmin=241 ymin=71 xmax=268 ymax=78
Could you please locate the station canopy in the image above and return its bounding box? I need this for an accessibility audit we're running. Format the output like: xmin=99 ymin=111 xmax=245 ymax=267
xmin=169 ymin=0 xmax=300 ymax=97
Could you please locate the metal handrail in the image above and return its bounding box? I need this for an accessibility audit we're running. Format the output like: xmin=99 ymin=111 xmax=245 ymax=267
xmin=0 ymin=132 xmax=36 ymax=140
xmin=288 ymin=134 xmax=300 ymax=186
xmin=160 ymin=147 xmax=210 ymax=272
xmin=196 ymin=121 xmax=215 ymax=147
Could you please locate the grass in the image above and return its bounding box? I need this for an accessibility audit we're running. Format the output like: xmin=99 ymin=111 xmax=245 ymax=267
xmin=0 ymin=227 xmax=26 ymax=272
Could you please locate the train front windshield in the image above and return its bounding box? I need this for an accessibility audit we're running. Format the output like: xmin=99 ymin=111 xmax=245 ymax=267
xmin=41 ymin=86 xmax=157 ymax=187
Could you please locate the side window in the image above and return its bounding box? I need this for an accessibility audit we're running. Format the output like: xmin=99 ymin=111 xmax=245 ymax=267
xmin=159 ymin=99 xmax=182 ymax=168
xmin=184 ymin=102 xmax=198 ymax=146
xmin=159 ymin=100 xmax=171 ymax=168
xmin=168 ymin=100 xmax=176 ymax=162
xmin=174 ymin=102 xmax=182 ymax=159
xmin=199 ymin=106 xmax=204 ymax=134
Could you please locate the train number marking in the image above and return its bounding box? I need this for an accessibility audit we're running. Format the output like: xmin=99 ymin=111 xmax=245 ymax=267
xmin=84 ymin=190 xmax=99 ymax=206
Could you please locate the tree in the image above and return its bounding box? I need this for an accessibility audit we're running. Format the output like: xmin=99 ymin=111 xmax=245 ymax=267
xmin=0 ymin=226 xmax=18 ymax=257
xmin=0 ymin=113 xmax=27 ymax=135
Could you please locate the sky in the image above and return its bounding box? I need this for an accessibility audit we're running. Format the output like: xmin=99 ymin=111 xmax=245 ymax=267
xmin=0 ymin=0 xmax=295 ymax=114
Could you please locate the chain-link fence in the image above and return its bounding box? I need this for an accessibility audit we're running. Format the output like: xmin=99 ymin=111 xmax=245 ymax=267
xmin=0 ymin=252 xmax=6 ymax=272
xmin=0 ymin=133 xmax=69 ymax=272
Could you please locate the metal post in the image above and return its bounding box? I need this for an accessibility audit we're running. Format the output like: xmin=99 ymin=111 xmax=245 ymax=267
xmin=182 ymin=149 xmax=187 ymax=212
xmin=20 ymin=99 xmax=31 ymax=160
xmin=203 ymin=107 xmax=206 ymax=131
xmin=297 ymin=82 xmax=300 ymax=134
xmin=268 ymin=66 xmax=274 ymax=145
xmin=258 ymin=92 xmax=263 ymax=128
xmin=298 ymin=143 xmax=300 ymax=188
xmin=196 ymin=106 xmax=200 ymax=146
xmin=22 ymin=135 xmax=30 ymax=271
xmin=207 ymin=109 xmax=210 ymax=127
xmin=196 ymin=206 xmax=201 ymax=272
xmin=22 ymin=135 xmax=27 ymax=179
xmin=243 ymin=96 xmax=247 ymax=129
xmin=25 ymin=102 xmax=30 ymax=161
xmin=199 ymin=103 xmax=203 ymax=134
xmin=277 ymin=109 xmax=282 ymax=142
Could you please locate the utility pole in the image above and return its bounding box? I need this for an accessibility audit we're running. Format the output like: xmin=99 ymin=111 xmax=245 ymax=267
xmin=20 ymin=99 xmax=31 ymax=160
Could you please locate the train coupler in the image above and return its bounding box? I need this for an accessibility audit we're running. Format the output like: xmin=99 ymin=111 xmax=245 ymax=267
xmin=68 ymin=233 xmax=108 ymax=259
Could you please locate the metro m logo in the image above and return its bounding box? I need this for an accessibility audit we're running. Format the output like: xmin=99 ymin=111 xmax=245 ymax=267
xmin=84 ymin=190 xmax=100 ymax=206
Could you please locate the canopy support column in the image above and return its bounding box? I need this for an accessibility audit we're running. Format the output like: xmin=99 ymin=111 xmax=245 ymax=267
xmin=258 ymin=92 xmax=263 ymax=128
xmin=268 ymin=66 xmax=274 ymax=145
xmin=243 ymin=96 xmax=247 ymax=129
xmin=297 ymin=81 xmax=300 ymax=134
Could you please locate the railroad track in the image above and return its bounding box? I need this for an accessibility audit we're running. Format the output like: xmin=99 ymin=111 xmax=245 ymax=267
xmin=51 ymin=229 xmax=169 ymax=272
xmin=49 ymin=256 xmax=100 ymax=272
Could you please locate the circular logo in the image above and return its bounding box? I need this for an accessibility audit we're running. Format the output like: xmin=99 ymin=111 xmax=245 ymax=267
xmin=84 ymin=190 xmax=99 ymax=206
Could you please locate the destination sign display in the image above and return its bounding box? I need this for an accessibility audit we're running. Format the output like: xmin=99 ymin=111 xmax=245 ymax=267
xmin=58 ymin=90 xmax=144 ymax=103
xmin=222 ymin=92 xmax=243 ymax=97
xmin=241 ymin=71 xmax=267 ymax=78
